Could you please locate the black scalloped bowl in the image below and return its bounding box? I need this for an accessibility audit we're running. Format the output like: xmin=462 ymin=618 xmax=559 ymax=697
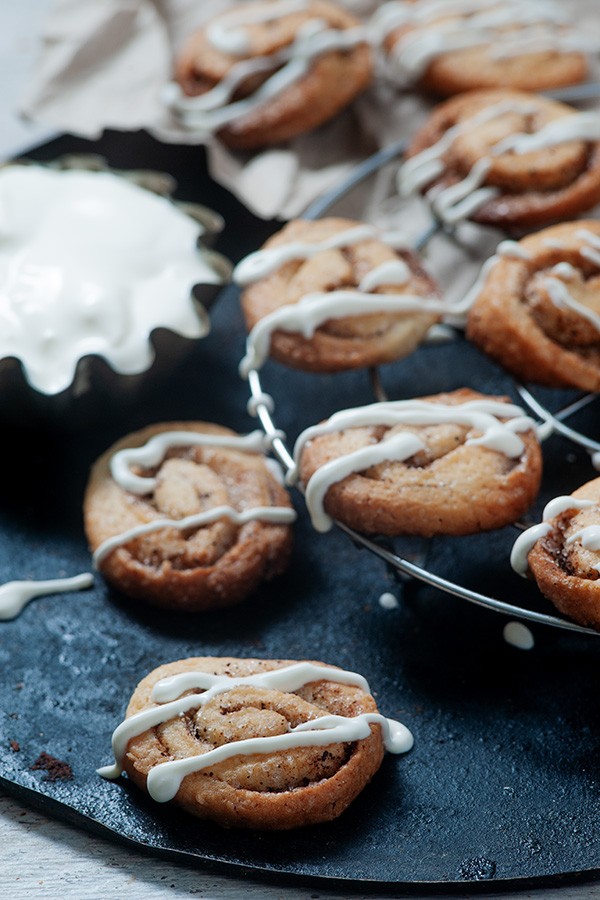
xmin=0 ymin=157 xmax=231 ymax=426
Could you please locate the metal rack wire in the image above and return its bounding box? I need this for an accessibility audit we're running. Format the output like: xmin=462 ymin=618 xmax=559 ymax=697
xmin=242 ymin=87 xmax=600 ymax=639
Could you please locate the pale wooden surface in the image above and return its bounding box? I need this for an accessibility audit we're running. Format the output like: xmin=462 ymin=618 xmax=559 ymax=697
xmin=3 ymin=788 xmax=600 ymax=899
xmin=4 ymin=3 xmax=600 ymax=898
xmin=4 ymin=788 xmax=600 ymax=899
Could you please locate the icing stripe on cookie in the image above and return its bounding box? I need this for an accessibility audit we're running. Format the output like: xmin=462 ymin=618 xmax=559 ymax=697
xmin=92 ymin=505 xmax=296 ymax=567
xmin=111 ymin=430 xmax=268 ymax=495
xmin=370 ymin=0 xmax=592 ymax=84
xmin=292 ymin=398 xmax=537 ymax=531
xmin=98 ymin=661 xmax=413 ymax=800
xmin=239 ymin=290 xmax=447 ymax=377
xmin=165 ymin=20 xmax=368 ymax=133
xmin=233 ymin=225 xmax=410 ymax=286
xmin=510 ymin=496 xmax=596 ymax=576
xmin=398 ymin=103 xmax=600 ymax=224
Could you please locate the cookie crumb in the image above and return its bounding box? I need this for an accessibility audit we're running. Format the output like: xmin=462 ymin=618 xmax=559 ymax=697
xmin=30 ymin=752 xmax=73 ymax=782
xmin=9 ymin=740 xmax=20 ymax=753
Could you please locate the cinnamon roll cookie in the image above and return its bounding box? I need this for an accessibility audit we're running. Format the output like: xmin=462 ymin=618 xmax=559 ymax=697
xmin=370 ymin=0 xmax=590 ymax=96
xmin=166 ymin=0 xmax=373 ymax=149
xmin=98 ymin=656 xmax=413 ymax=829
xmin=399 ymin=90 xmax=600 ymax=228
xmin=467 ymin=221 xmax=600 ymax=391
xmin=237 ymin=217 xmax=444 ymax=376
xmin=511 ymin=478 xmax=600 ymax=630
xmin=84 ymin=423 xmax=295 ymax=611
xmin=293 ymin=388 xmax=542 ymax=535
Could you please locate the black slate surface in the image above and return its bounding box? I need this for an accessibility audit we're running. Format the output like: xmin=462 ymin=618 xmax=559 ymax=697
xmin=1 ymin=131 xmax=600 ymax=889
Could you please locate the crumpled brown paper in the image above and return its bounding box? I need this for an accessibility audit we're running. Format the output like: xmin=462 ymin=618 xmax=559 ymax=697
xmin=21 ymin=0 xmax=600 ymax=220
xmin=20 ymin=0 xmax=430 ymax=218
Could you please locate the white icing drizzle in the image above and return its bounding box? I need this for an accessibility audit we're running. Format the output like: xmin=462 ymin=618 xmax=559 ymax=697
xmin=522 ymin=228 xmax=600 ymax=334
xmin=542 ymin=277 xmax=600 ymax=335
xmin=207 ymin=0 xmax=309 ymax=55
xmin=0 ymin=167 xmax=221 ymax=395
xmin=97 ymin=428 xmax=295 ymax=566
xmin=291 ymin=398 xmax=536 ymax=532
xmin=98 ymin=661 xmax=414 ymax=801
xmin=359 ymin=259 xmax=410 ymax=292
xmin=449 ymin=240 xmax=531 ymax=326
xmin=110 ymin=429 xmax=268 ymax=495
xmin=398 ymin=100 xmax=535 ymax=197
xmin=164 ymin=17 xmax=367 ymax=134
xmin=577 ymin=229 xmax=600 ymax=250
xmin=565 ymin=525 xmax=600 ymax=572
xmin=576 ymin=229 xmax=600 ymax=268
xmin=0 ymin=574 xmax=94 ymax=622
xmin=549 ymin=262 xmax=579 ymax=279
xmin=398 ymin=103 xmax=600 ymax=225
xmin=544 ymin=229 xmax=600 ymax=270
xmin=233 ymin=225 xmax=410 ymax=286
xmin=369 ymin=0 xmax=591 ymax=84
xmin=239 ymin=290 xmax=447 ymax=378
xmin=493 ymin=111 xmax=600 ymax=155
xmin=510 ymin=523 xmax=552 ymax=577
xmin=146 ymin=713 xmax=410 ymax=803
xmin=378 ymin=591 xmax=399 ymax=609
xmin=152 ymin=661 xmax=370 ymax=703
xmin=92 ymin=505 xmax=296 ymax=567
xmin=292 ymin=398 xmax=533 ymax=470
xmin=427 ymin=159 xmax=498 ymax=225
xmin=566 ymin=525 xmax=600 ymax=551
xmin=503 ymin=621 xmax=535 ymax=650
xmin=306 ymin=431 xmax=424 ymax=532
xmin=580 ymin=246 xmax=600 ymax=268
xmin=510 ymin=496 xmax=596 ymax=577
xmin=235 ymin=225 xmax=428 ymax=377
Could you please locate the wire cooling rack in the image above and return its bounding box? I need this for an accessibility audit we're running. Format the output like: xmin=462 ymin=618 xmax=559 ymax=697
xmin=242 ymin=86 xmax=600 ymax=639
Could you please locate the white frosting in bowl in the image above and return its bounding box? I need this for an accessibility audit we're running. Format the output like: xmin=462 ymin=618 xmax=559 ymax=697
xmin=0 ymin=166 xmax=225 ymax=395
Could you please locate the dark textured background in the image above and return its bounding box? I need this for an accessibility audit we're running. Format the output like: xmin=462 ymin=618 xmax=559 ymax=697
xmin=1 ymin=131 xmax=600 ymax=890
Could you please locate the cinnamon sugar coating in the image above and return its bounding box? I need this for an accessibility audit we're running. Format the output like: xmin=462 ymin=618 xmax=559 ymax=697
xmin=241 ymin=217 xmax=441 ymax=373
xmin=122 ymin=657 xmax=385 ymax=829
xmin=84 ymin=422 xmax=293 ymax=611
xmin=298 ymin=388 xmax=542 ymax=536
xmin=467 ymin=221 xmax=600 ymax=391
xmin=175 ymin=1 xmax=373 ymax=149
xmin=405 ymin=90 xmax=600 ymax=228
xmin=528 ymin=478 xmax=600 ymax=630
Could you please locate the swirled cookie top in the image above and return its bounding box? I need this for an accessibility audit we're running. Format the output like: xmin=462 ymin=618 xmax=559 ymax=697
xmin=398 ymin=98 xmax=600 ymax=224
xmin=165 ymin=1 xmax=368 ymax=133
xmin=92 ymin=428 xmax=295 ymax=567
xmin=98 ymin=660 xmax=413 ymax=803
xmin=511 ymin=494 xmax=599 ymax=577
xmin=293 ymin=397 xmax=537 ymax=531
xmin=468 ymin=224 xmax=600 ymax=340
xmin=370 ymin=0 xmax=595 ymax=84
xmin=235 ymin=224 xmax=445 ymax=376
